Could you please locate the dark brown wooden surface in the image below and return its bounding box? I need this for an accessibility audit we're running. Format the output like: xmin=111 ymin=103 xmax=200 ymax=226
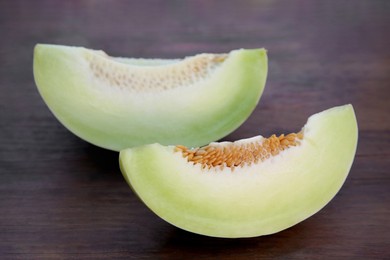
xmin=1 ymin=0 xmax=389 ymax=259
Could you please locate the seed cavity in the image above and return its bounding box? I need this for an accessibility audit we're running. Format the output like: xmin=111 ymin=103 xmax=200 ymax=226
xmin=85 ymin=51 xmax=227 ymax=93
xmin=175 ymin=132 xmax=304 ymax=171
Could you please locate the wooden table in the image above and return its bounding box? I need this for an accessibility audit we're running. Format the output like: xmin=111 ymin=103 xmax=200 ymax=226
xmin=1 ymin=1 xmax=389 ymax=259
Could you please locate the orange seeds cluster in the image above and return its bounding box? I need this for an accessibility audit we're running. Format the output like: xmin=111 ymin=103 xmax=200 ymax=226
xmin=175 ymin=132 xmax=304 ymax=170
xmin=85 ymin=52 xmax=227 ymax=93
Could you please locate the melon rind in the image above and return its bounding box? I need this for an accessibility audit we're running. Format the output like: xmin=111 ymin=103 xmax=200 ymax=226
xmin=119 ymin=105 xmax=358 ymax=238
xmin=33 ymin=44 xmax=268 ymax=151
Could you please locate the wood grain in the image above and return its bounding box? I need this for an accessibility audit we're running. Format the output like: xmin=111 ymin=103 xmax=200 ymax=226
xmin=1 ymin=0 xmax=389 ymax=259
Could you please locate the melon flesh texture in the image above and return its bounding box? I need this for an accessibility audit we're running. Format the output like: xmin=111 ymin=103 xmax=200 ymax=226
xmin=33 ymin=44 xmax=268 ymax=151
xmin=120 ymin=105 xmax=358 ymax=238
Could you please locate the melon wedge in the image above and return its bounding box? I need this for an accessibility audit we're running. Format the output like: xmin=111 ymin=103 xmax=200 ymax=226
xmin=33 ymin=44 xmax=268 ymax=151
xmin=119 ymin=105 xmax=358 ymax=238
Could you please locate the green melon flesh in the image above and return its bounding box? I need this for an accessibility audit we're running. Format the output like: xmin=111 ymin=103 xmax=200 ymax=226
xmin=119 ymin=105 xmax=358 ymax=238
xmin=33 ymin=44 xmax=268 ymax=151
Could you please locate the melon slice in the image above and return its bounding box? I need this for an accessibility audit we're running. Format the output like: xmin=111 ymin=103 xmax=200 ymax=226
xmin=33 ymin=44 xmax=268 ymax=151
xmin=119 ymin=105 xmax=358 ymax=238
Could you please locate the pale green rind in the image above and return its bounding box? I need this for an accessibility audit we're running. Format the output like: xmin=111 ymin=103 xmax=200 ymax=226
xmin=119 ymin=105 xmax=358 ymax=238
xmin=33 ymin=44 xmax=267 ymax=151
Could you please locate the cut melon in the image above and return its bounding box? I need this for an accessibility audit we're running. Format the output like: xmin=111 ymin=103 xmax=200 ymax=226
xmin=119 ymin=105 xmax=358 ymax=238
xmin=33 ymin=44 xmax=268 ymax=151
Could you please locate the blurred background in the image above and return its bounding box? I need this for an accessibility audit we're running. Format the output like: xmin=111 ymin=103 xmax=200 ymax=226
xmin=1 ymin=0 xmax=389 ymax=259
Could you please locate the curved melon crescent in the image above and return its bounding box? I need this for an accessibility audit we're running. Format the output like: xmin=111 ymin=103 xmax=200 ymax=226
xmin=33 ymin=44 xmax=268 ymax=151
xmin=120 ymin=105 xmax=358 ymax=238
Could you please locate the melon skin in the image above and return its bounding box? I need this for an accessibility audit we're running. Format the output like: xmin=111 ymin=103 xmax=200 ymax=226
xmin=33 ymin=44 xmax=268 ymax=151
xmin=119 ymin=105 xmax=358 ymax=238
